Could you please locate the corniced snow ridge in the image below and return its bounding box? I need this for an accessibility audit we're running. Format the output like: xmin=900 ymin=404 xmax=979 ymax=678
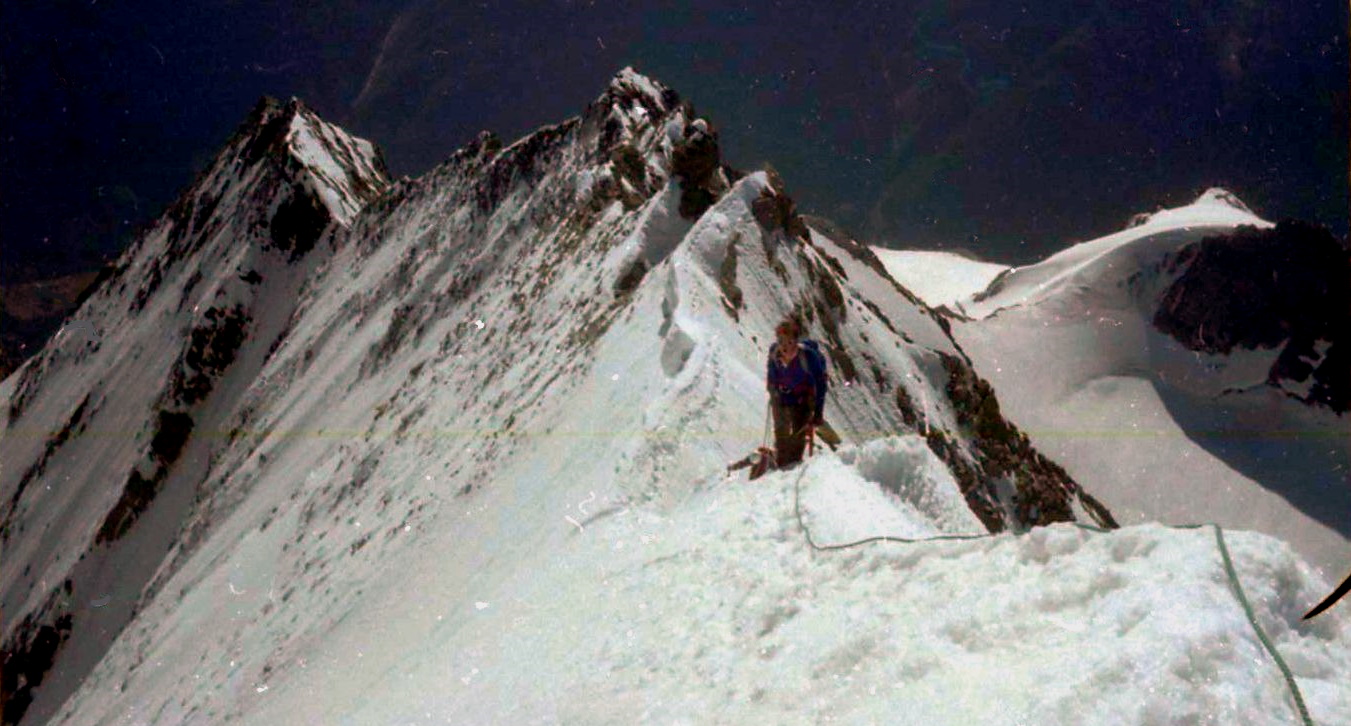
xmin=1 ymin=70 xmax=1345 ymax=725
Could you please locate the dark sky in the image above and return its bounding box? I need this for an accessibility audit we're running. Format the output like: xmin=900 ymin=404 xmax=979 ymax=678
xmin=2 ymin=1 xmax=1346 ymax=284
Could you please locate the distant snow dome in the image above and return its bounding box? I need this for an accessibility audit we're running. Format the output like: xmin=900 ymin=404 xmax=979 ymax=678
xmin=1195 ymin=187 xmax=1255 ymax=214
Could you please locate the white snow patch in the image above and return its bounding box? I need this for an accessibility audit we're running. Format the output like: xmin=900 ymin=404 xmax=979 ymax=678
xmin=962 ymin=188 xmax=1271 ymax=319
xmin=943 ymin=189 xmax=1348 ymax=581
xmin=240 ymin=455 xmax=1350 ymax=726
xmin=871 ymin=248 xmax=1009 ymax=310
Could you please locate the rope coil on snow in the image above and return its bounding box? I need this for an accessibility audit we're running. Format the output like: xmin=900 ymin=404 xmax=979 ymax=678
xmin=789 ymin=464 xmax=1314 ymax=725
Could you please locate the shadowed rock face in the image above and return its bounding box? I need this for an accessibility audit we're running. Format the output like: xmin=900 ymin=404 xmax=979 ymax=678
xmin=269 ymin=189 xmax=331 ymax=260
xmin=670 ymin=120 xmax=726 ymax=219
xmin=1153 ymin=220 xmax=1350 ymax=413
xmin=1 ymin=586 xmax=73 ymax=726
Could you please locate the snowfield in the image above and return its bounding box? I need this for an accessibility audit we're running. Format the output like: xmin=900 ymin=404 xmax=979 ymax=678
xmin=887 ymin=190 xmax=1350 ymax=585
xmin=230 ymin=443 xmax=1351 ymax=725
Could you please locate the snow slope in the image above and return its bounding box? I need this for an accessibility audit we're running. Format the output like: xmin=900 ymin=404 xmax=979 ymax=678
xmin=962 ymin=189 xmax=1271 ymax=320
xmin=244 ymin=442 xmax=1350 ymax=726
xmin=936 ymin=189 xmax=1350 ymax=581
xmin=871 ymin=249 xmax=1009 ymax=311
xmin=2 ymin=72 xmax=1346 ymax=725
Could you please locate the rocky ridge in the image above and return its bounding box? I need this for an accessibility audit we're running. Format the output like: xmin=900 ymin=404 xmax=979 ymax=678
xmin=3 ymin=69 xmax=1112 ymax=725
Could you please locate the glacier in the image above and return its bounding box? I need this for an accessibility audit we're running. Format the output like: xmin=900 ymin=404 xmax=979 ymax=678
xmin=883 ymin=190 xmax=1350 ymax=585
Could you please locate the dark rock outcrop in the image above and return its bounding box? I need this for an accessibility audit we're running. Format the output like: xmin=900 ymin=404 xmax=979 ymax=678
xmin=897 ymin=352 xmax=1118 ymax=532
xmin=670 ymin=120 xmax=726 ymax=219
xmin=1154 ymin=220 xmax=1349 ymax=413
xmin=269 ymin=189 xmax=331 ymax=260
xmin=170 ymin=305 xmax=251 ymax=406
xmin=96 ymin=408 xmax=196 ymax=544
xmin=751 ymin=169 xmax=810 ymax=240
xmin=1 ymin=585 xmax=73 ymax=726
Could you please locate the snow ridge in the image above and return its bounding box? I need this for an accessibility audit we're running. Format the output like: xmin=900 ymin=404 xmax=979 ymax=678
xmin=1 ymin=73 xmax=1346 ymax=725
xmin=962 ymin=188 xmax=1271 ymax=320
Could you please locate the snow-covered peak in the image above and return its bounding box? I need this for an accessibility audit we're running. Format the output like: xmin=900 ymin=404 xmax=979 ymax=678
xmin=580 ymin=66 xmax=685 ymax=157
xmin=144 ymin=96 xmax=390 ymax=267
xmin=604 ymin=66 xmax=677 ymax=113
xmin=1195 ymin=186 xmax=1255 ymax=214
xmin=232 ymin=97 xmax=389 ymax=220
xmin=1121 ymin=187 xmax=1264 ymax=235
xmin=281 ymin=100 xmax=389 ymax=223
xmin=931 ymin=188 xmax=1348 ymax=583
xmin=963 ymin=190 xmax=1271 ymax=319
xmin=0 ymin=98 xmax=389 ymax=725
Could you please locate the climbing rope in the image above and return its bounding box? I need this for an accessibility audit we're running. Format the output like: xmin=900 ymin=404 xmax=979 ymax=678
xmin=1211 ymin=523 xmax=1314 ymax=726
xmin=788 ymin=462 xmax=1314 ymax=725
xmin=791 ymin=462 xmax=991 ymax=552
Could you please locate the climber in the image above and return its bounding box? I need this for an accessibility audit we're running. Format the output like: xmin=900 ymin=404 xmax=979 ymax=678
xmin=766 ymin=317 xmax=832 ymax=468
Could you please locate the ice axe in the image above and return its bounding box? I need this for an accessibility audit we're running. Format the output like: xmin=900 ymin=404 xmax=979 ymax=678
xmin=1304 ymin=567 xmax=1351 ymax=619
